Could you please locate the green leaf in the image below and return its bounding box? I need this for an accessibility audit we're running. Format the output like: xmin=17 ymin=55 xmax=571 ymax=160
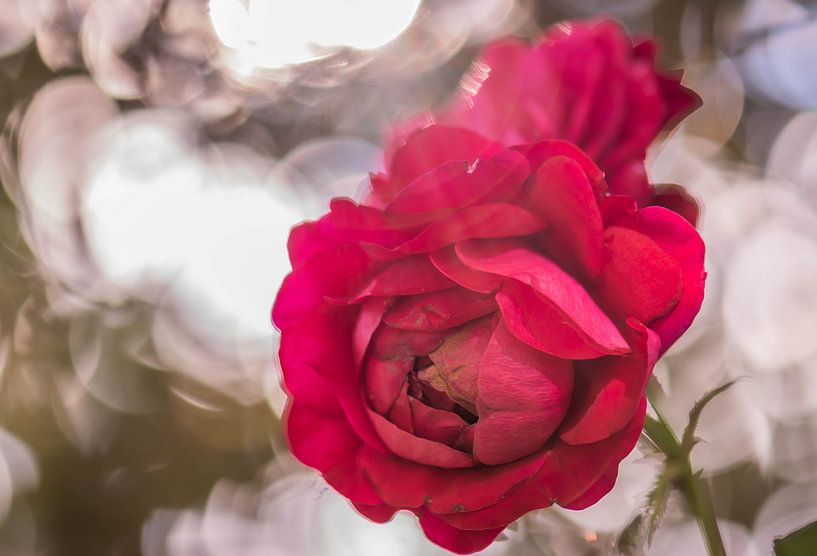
xmin=680 ymin=379 xmax=739 ymax=453
xmin=774 ymin=521 xmax=817 ymax=556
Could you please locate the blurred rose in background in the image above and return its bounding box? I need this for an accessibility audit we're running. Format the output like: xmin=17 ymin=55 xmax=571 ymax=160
xmin=1 ymin=0 xmax=817 ymax=554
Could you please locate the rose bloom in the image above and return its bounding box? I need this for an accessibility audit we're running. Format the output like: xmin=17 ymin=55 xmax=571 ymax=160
xmin=424 ymin=19 xmax=701 ymax=225
xmin=273 ymin=21 xmax=705 ymax=556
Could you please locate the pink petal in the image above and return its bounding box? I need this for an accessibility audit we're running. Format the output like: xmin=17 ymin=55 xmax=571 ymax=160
xmin=594 ymin=226 xmax=683 ymax=323
xmin=559 ymin=319 xmax=659 ymax=445
xmin=280 ymin=304 xmax=385 ymax=450
xmin=359 ymin=445 xmax=547 ymax=513
xmin=457 ymin=238 xmax=629 ymax=355
xmin=473 ymin=321 xmax=573 ymax=465
xmin=495 ymin=281 xmax=617 ymax=359
xmin=353 ymin=297 xmax=392 ymax=367
xmin=273 ymin=244 xmax=374 ymax=330
xmin=439 ymin=399 xmax=645 ymax=530
xmin=418 ymin=511 xmax=503 ymax=555
xmin=616 ymin=206 xmax=706 ymax=354
xmin=397 ymin=203 xmax=546 ymax=254
xmin=337 ymin=255 xmax=455 ymax=303
xmin=652 ymin=184 xmax=700 ymax=226
xmin=284 ymin=366 xmax=382 ymax=506
xmin=409 ymin=397 xmax=469 ymax=445
xmin=440 ymin=38 xmax=556 ymax=145
xmin=429 ymin=246 xmax=503 ymax=294
xmin=513 ymin=139 xmax=606 ymax=197
xmin=529 ymin=155 xmax=604 ymax=276
xmin=368 ymin=409 xmax=475 ymax=468
xmin=383 ymin=287 xmax=496 ymax=332
xmin=387 ymin=381 xmax=414 ymax=433
xmin=605 ymin=160 xmax=653 ymax=206
xmin=425 ymin=316 xmax=496 ymax=412
xmin=352 ymin=503 xmax=397 ymax=523
xmin=598 ymin=61 xmax=662 ymax=173
xmin=364 ymin=355 xmax=412 ymax=415
xmin=387 ymin=125 xmax=501 ymax=194
xmin=385 ymin=149 xmax=529 ymax=214
xmin=559 ymin=397 xmax=647 ymax=510
xmin=369 ymin=325 xmax=447 ymax=359
xmin=559 ymin=466 xmax=618 ymax=510
xmin=286 ymin=220 xmax=334 ymax=270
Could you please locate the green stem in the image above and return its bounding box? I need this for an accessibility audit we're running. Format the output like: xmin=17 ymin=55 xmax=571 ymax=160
xmin=643 ymin=401 xmax=727 ymax=556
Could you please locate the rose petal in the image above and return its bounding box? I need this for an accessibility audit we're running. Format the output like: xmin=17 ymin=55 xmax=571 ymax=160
xmin=425 ymin=316 xmax=496 ymax=412
xmin=280 ymin=304 xmax=385 ymax=450
xmin=652 ymin=184 xmax=700 ymax=226
xmin=397 ymin=203 xmax=546 ymax=254
xmin=360 ymin=445 xmax=548 ymax=513
xmin=606 ymin=160 xmax=652 ymax=206
xmin=286 ymin=220 xmax=334 ymax=269
xmin=513 ymin=139 xmax=606 ymax=197
xmin=365 ymin=355 xmax=412 ymax=415
xmin=559 ymin=397 xmax=647 ymax=510
xmin=429 ymin=246 xmax=503 ymax=294
xmin=439 ymin=399 xmax=646 ymax=530
xmin=457 ymin=238 xmax=629 ymax=355
xmin=594 ymin=226 xmax=683 ymax=323
xmin=368 ymin=409 xmax=475 ymax=468
xmin=338 ymin=255 xmax=455 ymax=303
xmin=354 ymin=297 xmax=392 ymax=367
xmin=409 ymin=397 xmax=470 ymax=445
xmin=387 ymin=125 xmax=501 ymax=193
xmin=473 ymin=321 xmax=574 ymax=465
xmin=273 ymin=244 xmax=374 ymax=330
xmin=440 ymin=38 xmax=557 ymax=145
xmin=382 ymin=287 xmax=496 ymax=332
xmin=615 ymin=206 xmax=705 ymax=353
xmin=529 ymin=155 xmax=604 ymax=276
xmin=388 ymin=381 xmax=414 ymax=433
xmin=559 ymin=319 xmax=659 ymax=445
xmin=386 ymin=150 xmax=529 ymax=214
xmin=352 ymin=503 xmax=397 ymax=523
xmin=418 ymin=511 xmax=503 ymax=555
xmin=369 ymin=325 xmax=446 ymax=359
xmin=495 ymin=280 xmax=615 ymax=359
xmin=285 ymin=365 xmax=382 ymax=506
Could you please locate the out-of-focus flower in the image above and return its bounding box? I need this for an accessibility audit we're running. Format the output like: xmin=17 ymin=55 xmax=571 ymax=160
xmin=273 ymin=62 xmax=705 ymax=551
xmin=725 ymin=0 xmax=817 ymax=111
xmin=430 ymin=20 xmax=702 ymax=223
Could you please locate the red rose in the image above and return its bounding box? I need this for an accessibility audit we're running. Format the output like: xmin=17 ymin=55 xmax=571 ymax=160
xmin=273 ymin=120 xmax=705 ymax=552
xmin=402 ymin=20 xmax=702 ymax=224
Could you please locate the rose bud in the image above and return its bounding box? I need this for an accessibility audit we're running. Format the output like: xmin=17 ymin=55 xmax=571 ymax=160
xmin=273 ymin=20 xmax=706 ymax=555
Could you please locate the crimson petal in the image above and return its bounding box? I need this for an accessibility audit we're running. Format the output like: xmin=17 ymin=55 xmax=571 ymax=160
xmin=368 ymin=409 xmax=475 ymax=468
xmin=529 ymin=155 xmax=604 ymax=276
xmin=615 ymin=206 xmax=706 ymax=354
xmin=397 ymin=203 xmax=545 ymax=254
xmin=429 ymin=246 xmax=502 ymax=294
xmin=386 ymin=150 xmax=529 ymax=214
xmin=418 ymin=511 xmax=503 ymax=555
xmin=457 ymin=238 xmax=629 ymax=355
xmin=559 ymin=319 xmax=659 ymax=445
xmin=473 ymin=321 xmax=573 ymax=465
xmin=383 ymin=288 xmax=496 ymax=332
xmin=594 ymin=226 xmax=683 ymax=323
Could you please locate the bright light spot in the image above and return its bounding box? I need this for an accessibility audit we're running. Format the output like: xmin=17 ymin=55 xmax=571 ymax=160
xmin=82 ymin=111 xmax=303 ymax=346
xmin=209 ymin=0 xmax=421 ymax=69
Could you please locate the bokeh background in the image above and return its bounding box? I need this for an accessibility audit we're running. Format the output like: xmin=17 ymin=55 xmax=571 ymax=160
xmin=0 ymin=0 xmax=816 ymax=554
